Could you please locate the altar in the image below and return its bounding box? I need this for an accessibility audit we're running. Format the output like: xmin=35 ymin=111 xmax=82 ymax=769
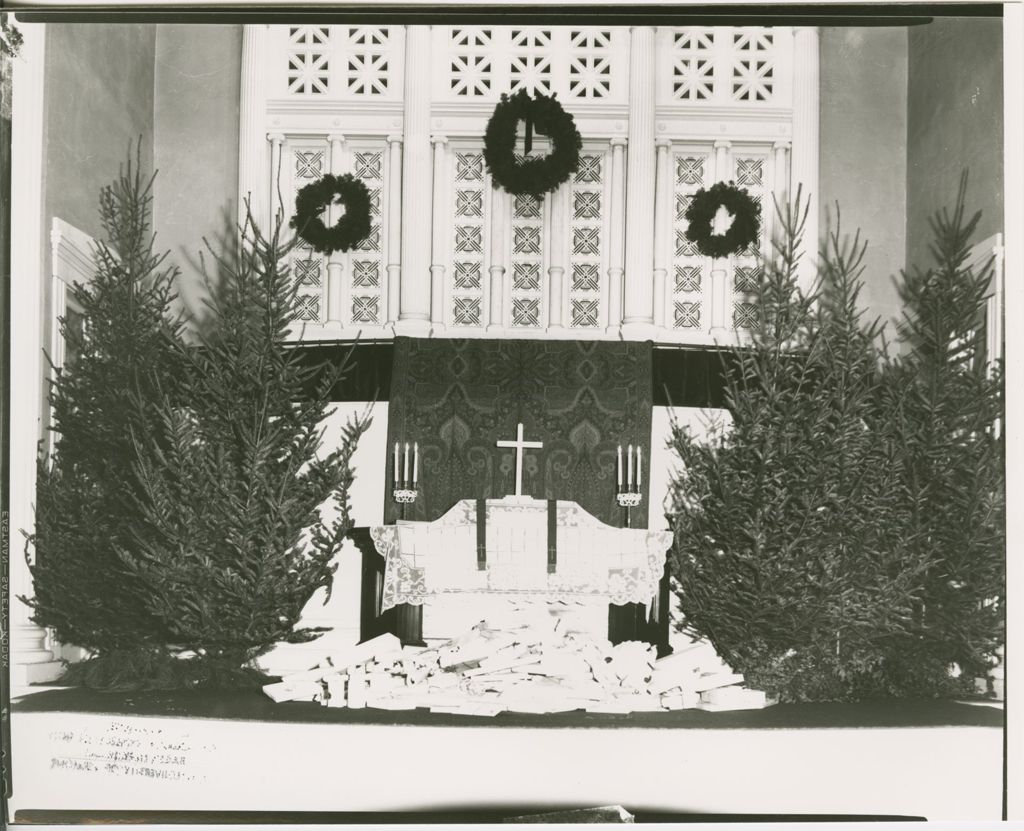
xmin=364 ymin=496 xmax=673 ymax=648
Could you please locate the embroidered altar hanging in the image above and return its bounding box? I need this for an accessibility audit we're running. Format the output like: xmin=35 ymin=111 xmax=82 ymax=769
xmin=385 ymin=338 xmax=653 ymax=527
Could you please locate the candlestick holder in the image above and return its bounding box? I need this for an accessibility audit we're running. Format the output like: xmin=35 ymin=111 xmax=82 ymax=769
xmin=616 ymin=488 xmax=642 ymax=528
xmin=392 ymin=487 xmax=418 ymax=504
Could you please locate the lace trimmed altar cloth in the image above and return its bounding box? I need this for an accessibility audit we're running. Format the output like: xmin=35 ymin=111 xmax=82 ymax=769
xmin=370 ymin=497 xmax=673 ymax=612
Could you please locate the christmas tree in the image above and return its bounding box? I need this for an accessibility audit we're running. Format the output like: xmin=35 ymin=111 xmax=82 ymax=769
xmin=27 ymin=145 xmax=185 ymax=665
xmin=120 ymin=207 xmax=368 ymax=684
xmin=884 ymin=177 xmax=1004 ymax=687
xmin=667 ymin=192 xmax=973 ymax=701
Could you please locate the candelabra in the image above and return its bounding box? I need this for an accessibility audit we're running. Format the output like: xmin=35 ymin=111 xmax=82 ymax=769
xmin=616 ymin=443 xmax=644 ymax=527
xmin=616 ymin=486 xmax=643 ymax=527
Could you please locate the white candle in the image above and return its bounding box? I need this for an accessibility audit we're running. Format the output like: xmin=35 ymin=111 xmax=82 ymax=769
xmin=636 ymin=446 xmax=642 ymax=488
xmin=403 ymin=442 xmax=410 ymax=484
xmin=627 ymin=444 xmax=634 ymax=489
xmin=394 ymin=442 xmax=399 ymax=482
xmin=413 ymin=442 xmax=419 ymax=485
xmin=617 ymin=445 xmax=623 ymax=488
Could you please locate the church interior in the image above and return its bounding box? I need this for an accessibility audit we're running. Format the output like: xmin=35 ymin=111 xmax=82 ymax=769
xmin=2 ymin=8 xmax=1012 ymax=821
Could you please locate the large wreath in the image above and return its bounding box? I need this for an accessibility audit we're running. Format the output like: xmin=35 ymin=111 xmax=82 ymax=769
xmin=290 ymin=173 xmax=372 ymax=255
xmin=684 ymin=181 xmax=762 ymax=259
xmin=483 ymin=89 xmax=582 ymax=199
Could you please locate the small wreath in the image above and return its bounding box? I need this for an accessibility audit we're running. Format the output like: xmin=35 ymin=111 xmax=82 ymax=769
xmin=290 ymin=173 xmax=372 ymax=255
xmin=483 ymin=89 xmax=583 ymax=199
xmin=684 ymin=181 xmax=762 ymax=259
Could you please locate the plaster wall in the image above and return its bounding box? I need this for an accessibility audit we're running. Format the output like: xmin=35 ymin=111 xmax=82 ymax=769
xmin=906 ymin=17 xmax=1003 ymax=273
xmin=152 ymin=24 xmax=243 ymax=325
xmin=819 ymin=27 xmax=908 ymax=337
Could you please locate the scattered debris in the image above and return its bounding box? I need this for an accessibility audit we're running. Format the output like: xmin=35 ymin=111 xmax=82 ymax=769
xmin=263 ymin=605 xmax=773 ymax=715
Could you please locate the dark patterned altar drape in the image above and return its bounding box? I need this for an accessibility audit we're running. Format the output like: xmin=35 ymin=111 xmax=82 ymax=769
xmin=384 ymin=338 xmax=653 ymax=527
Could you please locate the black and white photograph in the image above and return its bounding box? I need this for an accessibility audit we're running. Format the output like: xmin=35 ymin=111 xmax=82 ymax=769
xmin=0 ymin=1 xmax=1019 ymax=824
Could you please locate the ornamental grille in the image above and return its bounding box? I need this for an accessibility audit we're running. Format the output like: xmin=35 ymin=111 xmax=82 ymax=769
xmin=569 ymin=152 xmax=606 ymax=329
xmin=510 ymin=193 xmax=545 ymax=328
xmin=278 ymin=26 xmax=401 ymax=99
xmin=449 ymin=150 xmax=488 ymax=327
xmin=670 ymin=150 xmax=710 ymax=330
xmin=284 ymin=140 xmax=388 ymax=328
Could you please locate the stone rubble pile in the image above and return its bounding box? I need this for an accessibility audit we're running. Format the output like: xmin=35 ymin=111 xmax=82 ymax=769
xmin=263 ymin=604 xmax=772 ymax=716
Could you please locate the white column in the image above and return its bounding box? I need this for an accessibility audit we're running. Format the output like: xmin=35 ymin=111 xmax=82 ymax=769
xmin=9 ymin=21 xmax=62 ymax=687
xmin=396 ymin=25 xmax=432 ymax=336
xmin=709 ymin=139 xmax=731 ymax=338
xmin=385 ymin=135 xmax=403 ymax=326
xmin=770 ymin=139 xmax=791 ymax=255
xmin=239 ymin=25 xmax=269 ymax=230
xmin=652 ymin=138 xmax=672 ymax=331
xmin=621 ymin=26 xmax=657 ymax=337
xmin=791 ymin=26 xmax=820 ymax=291
xmin=429 ymin=135 xmax=448 ymax=331
xmin=547 ymin=185 xmax=567 ymax=331
xmin=326 ymin=134 xmax=346 ymax=327
xmin=487 ymin=188 xmax=506 ymax=332
xmin=267 ymin=132 xmax=285 ymax=226
xmin=605 ymin=138 xmax=627 ymax=334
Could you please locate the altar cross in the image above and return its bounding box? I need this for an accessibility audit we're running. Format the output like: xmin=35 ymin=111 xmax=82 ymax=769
xmin=496 ymin=422 xmax=543 ymax=497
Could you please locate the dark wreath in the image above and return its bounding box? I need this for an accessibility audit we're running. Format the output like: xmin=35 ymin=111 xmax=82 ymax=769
xmin=483 ymin=89 xmax=583 ymax=199
xmin=684 ymin=181 xmax=762 ymax=259
xmin=290 ymin=173 xmax=373 ymax=255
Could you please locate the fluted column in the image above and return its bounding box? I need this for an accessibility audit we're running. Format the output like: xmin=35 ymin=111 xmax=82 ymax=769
xmin=621 ymin=26 xmax=657 ymax=337
xmin=385 ymin=135 xmax=403 ymax=326
xmin=792 ymin=26 xmax=820 ymax=291
xmin=326 ymin=134 xmax=346 ymax=327
xmin=396 ymin=26 xmax=433 ymax=335
xmin=652 ymin=138 xmax=673 ymax=331
xmin=9 ymin=20 xmax=61 ymax=687
xmin=606 ymin=137 xmax=627 ymax=334
xmin=429 ymin=135 xmax=448 ymax=331
xmin=487 ymin=189 xmax=506 ymax=331
xmin=267 ymin=132 xmax=285 ymax=226
xmin=547 ymin=185 xmax=567 ymax=330
xmin=239 ymin=25 xmax=269 ymax=229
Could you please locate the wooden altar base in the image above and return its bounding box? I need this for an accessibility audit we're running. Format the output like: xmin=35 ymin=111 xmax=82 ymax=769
xmin=10 ymin=688 xmax=1004 ymax=820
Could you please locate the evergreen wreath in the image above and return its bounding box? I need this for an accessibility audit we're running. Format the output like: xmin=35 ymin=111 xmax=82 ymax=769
xmin=290 ymin=173 xmax=372 ymax=255
xmin=483 ymin=89 xmax=583 ymax=199
xmin=685 ymin=181 xmax=762 ymax=259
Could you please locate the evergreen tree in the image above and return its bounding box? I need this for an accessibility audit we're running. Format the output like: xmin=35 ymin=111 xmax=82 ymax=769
xmin=668 ymin=195 xmax=933 ymax=701
xmin=27 ymin=146 xmax=183 ymax=657
xmin=886 ymin=178 xmax=1004 ymax=685
xmin=121 ymin=208 xmax=368 ymax=682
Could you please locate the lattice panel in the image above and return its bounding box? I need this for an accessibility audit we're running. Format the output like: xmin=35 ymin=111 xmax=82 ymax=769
xmin=569 ymin=152 xmax=605 ymax=329
xmin=439 ymin=27 xmax=626 ymax=102
xmin=288 ymin=143 xmax=328 ymax=324
xmin=510 ymin=193 xmax=544 ymax=328
xmin=276 ymin=26 xmax=401 ymax=100
xmin=730 ymin=150 xmax=771 ymax=325
xmin=449 ymin=150 xmax=488 ymax=328
xmin=350 ymin=147 xmax=385 ymax=325
xmin=661 ymin=26 xmax=790 ymax=107
xmin=671 ymin=150 xmax=710 ymax=331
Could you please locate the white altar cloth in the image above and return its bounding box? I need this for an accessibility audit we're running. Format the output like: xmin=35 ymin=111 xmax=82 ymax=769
xmin=370 ymin=497 xmax=673 ymax=612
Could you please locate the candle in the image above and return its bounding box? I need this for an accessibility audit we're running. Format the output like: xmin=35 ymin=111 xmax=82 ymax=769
xmin=403 ymin=442 xmax=410 ymax=485
xmin=413 ymin=442 xmax=419 ymax=485
xmin=617 ymin=445 xmax=623 ymax=488
xmin=627 ymin=444 xmax=634 ymax=489
xmin=636 ymin=446 xmax=642 ymax=491
xmin=394 ymin=442 xmax=399 ymax=482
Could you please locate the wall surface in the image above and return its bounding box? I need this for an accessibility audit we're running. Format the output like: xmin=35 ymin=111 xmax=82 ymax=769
xmin=906 ymin=16 xmax=1003 ymax=274
xmin=41 ymin=23 xmax=156 ymax=425
xmin=153 ymin=24 xmax=242 ymax=324
xmin=819 ymin=27 xmax=908 ymax=336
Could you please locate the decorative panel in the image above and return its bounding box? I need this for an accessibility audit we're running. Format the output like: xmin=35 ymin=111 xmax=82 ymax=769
xmin=510 ymin=193 xmax=544 ymax=328
xmin=730 ymin=149 xmax=771 ymax=326
xmin=349 ymin=146 xmax=386 ymax=325
xmin=670 ymin=149 xmax=710 ymax=331
xmin=287 ymin=141 xmax=329 ymax=324
xmin=273 ymin=25 xmax=402 ymax=100
xmin=659 ymin=26 xmax=792 ymax=108
xmin=437 ymin=27 xmax=627 ymax=103
xmin=569 ymin=151 xmax=606 ymax=329
xmin=449 ymin=149 xmax=488 ymax=328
